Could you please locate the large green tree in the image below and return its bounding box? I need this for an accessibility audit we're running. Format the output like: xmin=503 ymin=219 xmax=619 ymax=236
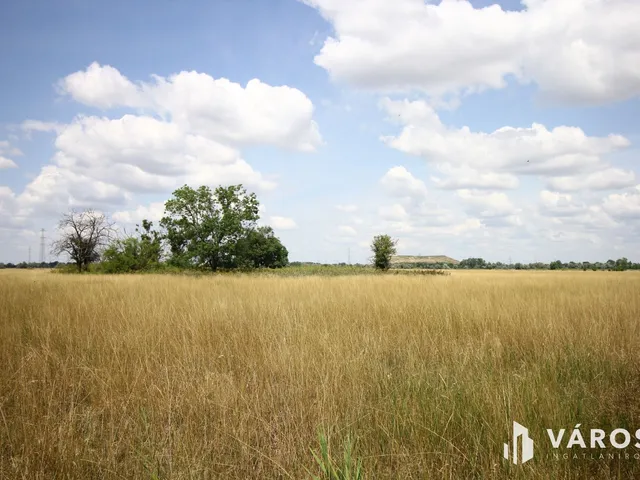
xmin=160 ymin=184 xmax=260 ymax=271
xmin=370 ymin=234 xmax=398 ymax=270
xmin=235 ymin=226 xmax=289 ymax=269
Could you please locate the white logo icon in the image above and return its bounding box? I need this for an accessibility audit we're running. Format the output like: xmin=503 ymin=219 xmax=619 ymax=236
xmin=504 ymin=421 xmax=534 ymax=464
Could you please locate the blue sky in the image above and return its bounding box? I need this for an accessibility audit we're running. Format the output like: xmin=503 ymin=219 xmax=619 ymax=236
xmin=1 ymin=0 xmax=639 ymax=264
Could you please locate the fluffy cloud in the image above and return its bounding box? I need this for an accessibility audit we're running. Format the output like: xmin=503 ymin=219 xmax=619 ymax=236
xmin=0 ymin=157 xmax=17 ymax=169
xmin=374 ymin=166 xmax=488 ymax=239
xmin=11 ymin=63 xmax=321 ymax=223
xmin=380 ymin=165 xmax=428 ymax=199
xmin=60 ymin=63 xmax=144 ymax=109
xmin=546 ymin=168 xmax=636 ymax=191
xmin=377 ymin=165 xmax=467 ymax=231
xmin=18 ymin=165 xmax=131 ymax=217
xmin=21 ymin=120 xmax=66 ymax=135
xmin=551 ymin=205 xmax=618 ymax=230
xmin=380 ymin=98 xmax=631 ymax=190
xmin=431 ymin=165 xmax=519 ymax=190
xmin=0 ymin=187 xmax=29 ymax=229
xmin=539 ymin=190 xmax=587 ymax=217
xmin=0 ymin=140 xmax=22 ymax=157
xmin=0 ymin=140 xmax=21 ymax=168
xmin=369 ymin=162 xmax=637 ymax=259
xmin=303 ymin=0 xmax=640 ymax=104
xmin=49 ymin=114 xmax=273 ymax=194
xmin=603 ymin=186 xmax=640 ymax=219
xmin=0 ymin=187 xmax=17 ymax=217
xmin=457 ymin=189 xmax=518 ymax=218
xmin=270 ymin=216 xmax=298 ymax=230
xmin=59 ymin=63 xmax=322 ymax=151
xmin=112 ymin=202 xmax=165 ymax=226
xmin=378 ymin=204 xmax=408 ymax=221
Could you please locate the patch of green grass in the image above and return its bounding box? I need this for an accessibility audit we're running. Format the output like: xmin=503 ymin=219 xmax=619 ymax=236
xmin=308 ymin=430 xmax=364 ymax=480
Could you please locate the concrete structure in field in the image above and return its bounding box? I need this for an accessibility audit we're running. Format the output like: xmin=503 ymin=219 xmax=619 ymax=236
xmin=390 ymin=255 xmax=460 ymax=265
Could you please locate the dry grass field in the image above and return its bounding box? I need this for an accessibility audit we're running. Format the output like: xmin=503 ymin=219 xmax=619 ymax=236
xmin=1 ymin=269 xmax=640 ymax=479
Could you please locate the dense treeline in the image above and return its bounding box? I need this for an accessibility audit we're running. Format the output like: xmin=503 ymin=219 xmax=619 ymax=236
xmin=4 ymin=254 xmax=637 ymax=274
xmin=4 ymin=257 xmax=638 ymax=273
xmin=3 ymin=253 xmax=637 ymax=274
xmin=393 ymin=257 xmax=640 ymax=271
xmin=0 ymin=262 xmax=59 ymax=269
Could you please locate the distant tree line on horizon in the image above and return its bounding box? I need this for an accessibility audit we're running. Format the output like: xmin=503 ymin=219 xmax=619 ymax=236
xmin=0 ymin=261 xmax=60 ymax=269
xmin=391 ymin=257 xmax=640 ymax=271
xmin=4 ymin=258 xmax=638 ymax=272
xmin=3 ymin=256 xmax=638 ymax=273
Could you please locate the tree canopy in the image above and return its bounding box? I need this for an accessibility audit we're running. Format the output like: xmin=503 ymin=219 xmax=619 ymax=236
xmin=235 ymin=226 xmax=289 ymax=269
xmin=157 ymin=184 xmax=288 ymax=271
xmin=370 ymin=234 xmax=398 ymax=270
xmin=51 ymin=209 xmax=115 ymax=272
xmin=160 ymin=184 xmax=260 ymax=271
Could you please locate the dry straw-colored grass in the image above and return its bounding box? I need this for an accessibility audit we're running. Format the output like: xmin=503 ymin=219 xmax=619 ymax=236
xmin=1 ymin=269 xmax=639 ymax=479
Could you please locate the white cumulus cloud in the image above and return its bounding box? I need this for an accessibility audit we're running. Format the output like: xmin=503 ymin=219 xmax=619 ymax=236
xmin=59 ymin=62 xmax=323 ymax=152
xmin=539 ymin=190 xmax=587 ymax=217
xmin=112 ymin=202 xmax=166 ymax=226
xmin=0 ymin=140 xmax=21 ymax=168
xmin=457 ymin=189 xmax=518 ymax=218
xmin=380 ymin=165 xmax=428 ymax=199
xmin=378 ymin=204 xmax=409 ymax=221
xmin=546 ymin=168 xmax=636 ymax=191
xmin=0 ymin=157 xmax=17 ymax=169
xmin=380 ymin=98 xmax=631 ymax=191
xmin=603 ymin=186 xmax=640 ymax=219
xmin=11 ymin=63 xmax=320 ymax=222
xmin=270 ymin=216 xmax=298 ymax=230
xmin=303 ymin=0 xmax=640 ymax=105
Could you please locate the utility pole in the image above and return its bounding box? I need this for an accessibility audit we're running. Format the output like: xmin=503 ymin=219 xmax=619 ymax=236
xmin=348 ymin=247 xmax=351 ymax=265
xmin=39 ymin=229 xmax=45 ymax=263
xmin=28 ymin=246 xmax=31 ymax=264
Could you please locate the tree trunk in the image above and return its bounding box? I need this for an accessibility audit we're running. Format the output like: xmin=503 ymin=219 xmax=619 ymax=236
xmin=209 ymin=241 xmax=220 ymax=272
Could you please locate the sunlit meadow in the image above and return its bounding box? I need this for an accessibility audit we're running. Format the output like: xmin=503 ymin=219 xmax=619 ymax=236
xmin=1 ymin=269 xmax=639 ymax=479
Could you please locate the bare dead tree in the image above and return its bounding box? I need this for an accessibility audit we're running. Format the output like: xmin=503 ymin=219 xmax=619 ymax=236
xmin=51 ymin=209 xmax=116 ymax=272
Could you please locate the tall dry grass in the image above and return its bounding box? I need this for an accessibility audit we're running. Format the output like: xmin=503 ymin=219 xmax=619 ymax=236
xmin=1 ymin=269 xmax=639 ymax=479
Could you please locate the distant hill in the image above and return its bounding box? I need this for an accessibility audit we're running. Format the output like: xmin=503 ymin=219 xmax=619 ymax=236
xmin=390 ymin=255 xmax=460 ymax=265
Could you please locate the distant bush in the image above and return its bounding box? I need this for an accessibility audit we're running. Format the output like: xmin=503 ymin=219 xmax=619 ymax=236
xmin=101 ymin=220 xmax=162 ymax=273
